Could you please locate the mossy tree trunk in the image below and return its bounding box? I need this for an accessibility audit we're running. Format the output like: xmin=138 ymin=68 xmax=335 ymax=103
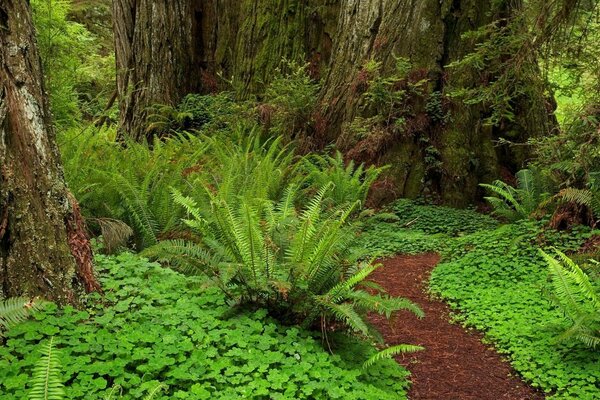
xmin=112 ymin=0 xmax=556 ymax=205
xmin=113 ymin=0 xmax=338 ymax=139
xmin=316 ymin=0 xmax=556 ymax=206
xmin=112 ymin=0 xmax=205 ymax=141
xmin=0 ymin=0 xmax=100 ymax=302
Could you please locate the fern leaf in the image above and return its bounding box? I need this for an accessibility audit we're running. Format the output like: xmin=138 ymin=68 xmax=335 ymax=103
xmin=29 ymin=337 xmax=65 ymax=400
xmin=362 ymin=344 xmax=424 ymax=369
xmin=0 ymin=297 xmax=43 ymax=338
xmin=143 ymin=383 xmax=167 ymax=400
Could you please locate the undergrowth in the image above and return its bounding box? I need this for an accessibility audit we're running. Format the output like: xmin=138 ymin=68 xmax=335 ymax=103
xmin=430 ymin=220 xmax=600 ymax=399
xmin=0 ymin=253 xmax=410 ymax=400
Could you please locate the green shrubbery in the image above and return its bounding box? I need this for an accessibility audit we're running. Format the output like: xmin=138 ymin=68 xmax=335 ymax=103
xmin=430 ymin=220 xmax=600 ymax=398
xmin=0 ymin=253 xmax=411 ymax=399
xmin=542 ymin=249 xmax=600 ymax=349
xmin=144 ymin=184 xmax=422 ymax=340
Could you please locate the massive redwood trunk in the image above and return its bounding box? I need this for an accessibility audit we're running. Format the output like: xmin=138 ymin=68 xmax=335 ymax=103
xmin=113 ymin=0 xmax=337 ymax=139
xmin=0 ymin=0 xmax=100 ymax=302
xmin=112 ymin=0 xmax=205 ymax=141
xmin=112 ymin=0 xmax=556 ymax=205
xmin=316 ymin=0 xmax=556 ymax=206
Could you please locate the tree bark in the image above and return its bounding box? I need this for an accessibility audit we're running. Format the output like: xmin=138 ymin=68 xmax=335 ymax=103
xmin=0 ymin=0 xmax=100 ymax=302
xmin=316 ymin=0 xmax=556 ymax=206
xmin=112 ymin=0 xmax=556 ymax=205
xmin=112 ymin=0 xmax=205 ymax=141
xmin=113 ymin=0 xmax=339 ymax=139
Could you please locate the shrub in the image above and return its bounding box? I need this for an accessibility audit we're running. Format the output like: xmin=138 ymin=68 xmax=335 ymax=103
xmin=144 ymin=184 xmax=423 ymax=340
xmin=60 ymin=128 xmax=208 ymax=250
xmin=0 ymin=252 xmax=412 ymax=399
xmin=542 ymin=249 xmax=600 ymax=349
xmin=0 ymin=297 xmax=43 ymax=340
xmin=263 ymin=60 xmax=320 ymax=137
xmin=301 ymin=151 xmax=386 ymax=208
xmin=480 ymin=168 xmax=552 ymax=221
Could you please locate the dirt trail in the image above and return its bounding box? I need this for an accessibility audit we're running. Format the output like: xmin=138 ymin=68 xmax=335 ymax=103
xmin=368 ymin=254 xmax=544 ymax=400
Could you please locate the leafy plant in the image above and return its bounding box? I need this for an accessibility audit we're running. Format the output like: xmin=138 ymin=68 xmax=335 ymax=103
xmin=480 ymin=168 xmax=552 ymax=221
xmin=430 ymin=216 xmax=599 ymax=398
xmin=29 ymin=337 xmax=65 ymax=400
xmin=263 ymin=60 xmax=320 ymax=137
xmin=0 ymin=297 xmax=43 ymax=340
xmin=554 ymin=172 xmax=600 ymax=227
xmin=362 ymin=344 xmax=424 ymax=369
xmin=31 ymin=0 xmax=115 ymax=127
xmin=541 ymin=249 xmax=600 ymax=349
xmin=197 ymin=130 xmax=296 ymax=204
xmin=60 ymin=129 xmax=208 ymax=249
xmin=0 ymin=252 xmax=411 ymax=399
xmin=302 ymin=151 xmax=386 ymax=208
xmin=145 ymin=92 xmax=239 ymax=137
xmin=145 ymin=184 xmax=423 ymax=340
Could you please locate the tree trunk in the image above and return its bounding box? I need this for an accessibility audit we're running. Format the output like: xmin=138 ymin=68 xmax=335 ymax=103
xmin=113 ymin=0 xmax=205 ymax=141
xmin=316 ymin=0 xmax=556 ymax=206
xmin=113 ymin=0 xmax=338 ymax=139
xmin=0 ymin=0 xmax=100 ymax=302
xmin=112 ymin=0 xmax=556 ymax=205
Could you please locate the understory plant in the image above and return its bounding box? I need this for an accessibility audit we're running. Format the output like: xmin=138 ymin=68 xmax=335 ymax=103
xmin=542 ymin=249 xmax=600 ymax=349
xmin=554 ymin=172 xmax=600 ymax=227
xmin=480 ymin=168 xmax=552 ymax=221
xmin=144 ymin=184 xmax=423 ymax=340
xmin=28 ymin=338 xmax=165 ymax=400
xmin=0 ymin=297 xmax=43 ymax=340
xmin=302 ymin=151 xmax=386 ymax=208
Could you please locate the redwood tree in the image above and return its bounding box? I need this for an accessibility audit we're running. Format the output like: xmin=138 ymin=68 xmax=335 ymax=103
xmin=0 ymin=0 xmax=99 ymax=302
xmin=112 ymin=0 xmax=556 ymax=205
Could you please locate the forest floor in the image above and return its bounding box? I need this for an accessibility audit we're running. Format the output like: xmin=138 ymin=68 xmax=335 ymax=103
xmin=368 ymin=253 xmax=545 ymax=400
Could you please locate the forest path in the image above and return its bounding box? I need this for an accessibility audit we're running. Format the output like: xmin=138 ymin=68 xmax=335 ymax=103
xmin=368 ymin=254 xmax=544 ymax=400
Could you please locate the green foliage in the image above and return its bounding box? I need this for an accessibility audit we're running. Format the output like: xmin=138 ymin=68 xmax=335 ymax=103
xmin=552 ymin=172 xmax=600 ymax=226
xmin=29 ymin=338 xmax=65 ymax=400
xmin=301 ymin=151 xmax=386 ymax=208
xmin=145 ymin=184 xmax=422 ymax=339
xmin=430 ymin=219 xmax=600 ymax=398
xmin=263 ymin=60 xmax=320 ymax=137
xmin=60 ymin=128 xmax=208 ymax=250
xmin=0 ymin=252 xmax=411 ymax=399
xmin=532 ymin=108 xmax=600 ymax=188
xmin=145 ymin=93 xmax=239 ymax=136
xmin=0 ymin=298 xmax=43 ymax=340
xmin=343 ymin=57 xmax=427 ymax=144
xmin=542 ymin=249 xmax=600 ymax=349
xmin=480 ymin=168 xmax=552 ymax=221
xmin=362 ymin=345 xmax=424 ymax=370
xmin=197 ymin=131 xmax=296 ymax=204
xmin=390 ymin=199 xmax=498 ymax=236
xmin=27 ymin=338 xmax=169 ymax=400
xmin=31 ymin=0 xmax=115 ymax=127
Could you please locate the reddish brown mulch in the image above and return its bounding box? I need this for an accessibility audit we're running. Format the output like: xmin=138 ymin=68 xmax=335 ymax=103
xmin=368 ymin=254 xmax=544 ymax=400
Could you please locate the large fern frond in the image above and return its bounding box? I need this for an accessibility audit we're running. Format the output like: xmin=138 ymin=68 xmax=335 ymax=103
xmin=542 ymin=249 xmax=600 ymax=349
xmin=0 ymin=297 xmax=43 ymax=338
xmin=29 ymin=338 xmax=65 ymax=400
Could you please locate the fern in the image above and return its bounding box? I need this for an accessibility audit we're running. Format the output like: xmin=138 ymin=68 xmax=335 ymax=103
xmin=302 ymin=151 xmax=386 ymax=208
xmin=481 ymin=168 xmax=551 ymax=221
xmin=29 ymin=338 xmax=65 ymax=400
xmin=0 ymin=297 xmax=43 ymax=339
xmin=362 ymin=344 xmax=424 ymax=369
xmin=142 ymin=383 xmax=167 ymax=400
xmin=555 ymin=174 xmax=600 ymax=225
xmin=541 ymin=249 xmax=600 ymax=349
xmin=146 ymin=183 xmax=422 ymax=342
